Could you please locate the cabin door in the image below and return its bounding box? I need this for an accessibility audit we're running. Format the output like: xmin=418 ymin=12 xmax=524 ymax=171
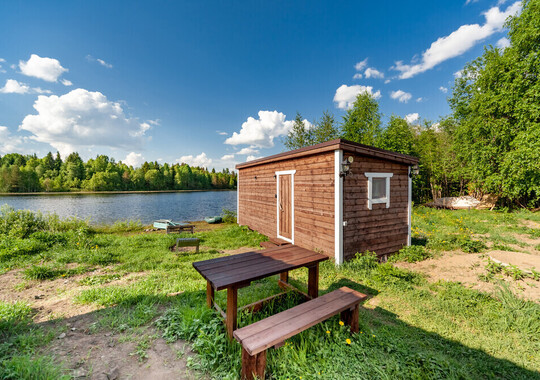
xmin=276 ymin=170 xmax=295 ymax=243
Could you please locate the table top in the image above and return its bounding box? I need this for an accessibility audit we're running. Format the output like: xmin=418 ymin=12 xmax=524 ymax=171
xmin=193 ymin=245 xmax=329 ymax=291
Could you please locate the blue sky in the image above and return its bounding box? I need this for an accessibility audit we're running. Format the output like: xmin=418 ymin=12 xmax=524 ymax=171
xmin=0 ymin=0 xmax=520 ymax=170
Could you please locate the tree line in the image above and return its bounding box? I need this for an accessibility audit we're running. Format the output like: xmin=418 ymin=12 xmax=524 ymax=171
xmin=0 ymin=152 xmax=236 ymax=193
xmin=284 ymin=0 xmax=539 ymax=208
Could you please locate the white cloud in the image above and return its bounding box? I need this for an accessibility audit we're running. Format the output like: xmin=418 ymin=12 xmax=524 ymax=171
xmin=353 ymin=73 xmax=363 ymax=79
xmin=177 ymin=152 xmax=212 ymax=167
xmin=364 ymin=67 xmax=384 ymax=79
xmin=496 ymin=36 xmax=511 ymax=49
xmin=0 ymin=126 xmax=23 ymax=153
xmin=333 ymin=84 xmax=382 ymax=110
xmin=19 ymin=88 xmax=151 ymax=156
xmin=439 ymin=86 xmax=448 ymax=93
xmin=19 ymin=54 xmax=68 ymax=82
xmin=0 ymin=58 xmax=5 ymax=73
xmin=416 ymin=97 xmax=424 ymax=102
xmin=0 ymin=58 xmax=5 ymax=62
xmin=392 ymin=2 xmax=522 ymax=79
xmin=405 ymin=113 xmax=420 ymax=124
xmin=32 ymin=87 xmax=52 ymax=94
xmin=216 ymin=130 xmax=228 ymax=135
xmin=86 ymin=55 xmax=113 ymax=69
xmin=220 ymin=154 xmax=235 ymax=160
xmin=0 ymin=79 xmax=53 ymax=94
xmin=97 ymin=59 xmax=113 ymax=69
xmin=354 ymin=58 xmax=368 ymax=71
xmin=390 ymin=90 xmax=412 ymax=103
xmin=0 ymin=79 xmax=29 ymax=94
xmin=384 ymin=79 xmax=391 ymax=84
xmin=123 ymin=152 xmax=144 ymax=167
xmin=465 ymin=0 xmax=479 ymax=4
xmin=246 ymin=155 xmax=262 ymax=162
xmin=237 ymin=147 xmax=259 ymax=155
xmin=225 ymin=110 xmax=296 ymax=148
xmin=61 ymin=79 xmax=72 ymax=86
xmin=147 ymin=119 xmax=160 ymax=126
xmin=454 ymin=70 xmax=463 ymax=78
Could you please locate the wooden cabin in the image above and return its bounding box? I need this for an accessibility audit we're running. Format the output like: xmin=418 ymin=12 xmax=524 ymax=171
xmin=236 ymin=139 xmax=419 ymax=264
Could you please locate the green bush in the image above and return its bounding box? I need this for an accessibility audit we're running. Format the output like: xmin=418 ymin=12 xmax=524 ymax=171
xmin=23 ymin=265 xmax=61 ymax=280
xmin=221 ymin=208 xmax=237 ymax=224
xmin=389 ymin=245 xmax=431 ymax=263
xmin=347 ymin=251 xmax=379 ymax=271
xmin=0 ymin=239 xmax=47 ymax=261
xmin=0 ymin=355 xmax=70 ymax=380
xmin=0 ymin=301 xmax=32 ymax=336
xmin=460 ymin=238 xmax=487 ymax=253
xmin=0 ymin=206 xmax=46 ymax=239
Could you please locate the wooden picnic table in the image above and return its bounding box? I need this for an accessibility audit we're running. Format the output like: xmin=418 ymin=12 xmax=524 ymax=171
xmin=192 ymin=245 xmax=329 ymax=338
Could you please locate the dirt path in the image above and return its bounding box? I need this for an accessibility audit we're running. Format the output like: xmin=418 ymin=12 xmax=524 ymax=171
xmin=46 ymin=313 xmax=197 ymax=380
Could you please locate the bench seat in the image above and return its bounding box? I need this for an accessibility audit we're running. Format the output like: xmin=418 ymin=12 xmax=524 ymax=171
xmin=234 ymin=286 xmax=367 ymax=379
xmin=175 ymin=237 xmax=200 ymax=253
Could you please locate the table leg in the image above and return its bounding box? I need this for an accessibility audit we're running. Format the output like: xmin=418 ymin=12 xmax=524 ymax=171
xmin=206 ymin=281 xmax=214 ymax=308
xmin=278 ymin=271 xmax=289 ymax=289
xmin=307 ymin=263 xmax=319 ymax=299
xmin=226 ymin=286 xmax=238 ymax=339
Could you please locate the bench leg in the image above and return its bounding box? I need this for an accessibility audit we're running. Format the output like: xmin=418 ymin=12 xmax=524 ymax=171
xmin=241 ymin=348 xmax=266 ymax=380
xmin=206 ymin=281 xmax=214 ymax=308
xmin=226 ymin=286 xmax=238 ymax=339
xmin=307 ymin=263 xmax=319 ymax=299
xmin=196 ymin=243 xmax=199 ymax=253
xmin=340 ymin=304 xmax=359 ymax=333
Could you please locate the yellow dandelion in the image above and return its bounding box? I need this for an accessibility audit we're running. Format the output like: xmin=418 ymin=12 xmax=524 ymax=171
xmin=326 ymin=330 xmax=330 ymax=334
xmin=339 ymin=321 xmax=344 ymax=326
xmin=346 ymin=338 xmax=351 ymax=345
xmin=372 ymin=335 xmax=376 ymax=337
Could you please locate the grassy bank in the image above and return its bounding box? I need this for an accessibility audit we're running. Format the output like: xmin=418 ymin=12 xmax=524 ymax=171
xmin=0 ymin=206 xmax=539 ymax=379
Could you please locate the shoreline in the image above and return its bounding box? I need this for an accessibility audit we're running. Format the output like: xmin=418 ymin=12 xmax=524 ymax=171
xmin=0 ymin=189 xmax=236 ymax=196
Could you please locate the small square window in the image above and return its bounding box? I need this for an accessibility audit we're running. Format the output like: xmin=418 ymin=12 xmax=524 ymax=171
xmin=365 ymin=172 xmax=393 ymax=210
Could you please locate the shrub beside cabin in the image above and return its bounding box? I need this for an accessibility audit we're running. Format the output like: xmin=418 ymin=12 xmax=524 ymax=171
xmin=236 ymin=139 xmax=419 ymax=264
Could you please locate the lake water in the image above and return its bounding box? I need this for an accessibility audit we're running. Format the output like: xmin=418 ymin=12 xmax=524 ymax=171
xmin=0 ymin=191 xmax=237 ymax=225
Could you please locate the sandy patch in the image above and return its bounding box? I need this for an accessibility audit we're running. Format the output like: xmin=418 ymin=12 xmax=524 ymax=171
xmin=520 ymin=219 xmax=540 ymax=230
xmin=395 ymin=251 xmax=540 ymax=302
xmin=46 ymin=314 xmax=198 ymax=379
xmin=489 ymin=251 xmax=540 ymax=271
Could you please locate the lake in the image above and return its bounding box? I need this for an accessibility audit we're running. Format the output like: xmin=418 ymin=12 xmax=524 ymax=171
xmin=0 ymin=191 xmax=237 ymax=225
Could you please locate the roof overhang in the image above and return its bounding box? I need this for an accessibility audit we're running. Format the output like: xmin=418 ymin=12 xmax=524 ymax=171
xmin=235 ymin=139 xmax=419 ymax=169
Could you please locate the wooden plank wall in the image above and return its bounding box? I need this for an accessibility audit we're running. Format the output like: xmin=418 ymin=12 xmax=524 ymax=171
xmin=238 ymin=152 xmax=335 ymax=257
xmin=342 ymin=153 xmax=409 ymax=260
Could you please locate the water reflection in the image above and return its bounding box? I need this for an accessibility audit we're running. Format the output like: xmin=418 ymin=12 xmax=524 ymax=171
xmin=0 ymin=191 xmax=237 ymax=225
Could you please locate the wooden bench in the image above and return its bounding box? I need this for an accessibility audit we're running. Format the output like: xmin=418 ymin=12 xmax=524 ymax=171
xmin=175 ymin=237 xmax=200 ymax=253
xmin=233 ymin=286 xmax=367 ymax=380
xmin=167 ymin=224 xmax=194 ymax=234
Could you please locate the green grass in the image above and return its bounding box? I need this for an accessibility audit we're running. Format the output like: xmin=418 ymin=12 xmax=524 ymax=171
xmin=0 ymin=301 xmax=65 ymax=379
xmin=0 ymin=206 xmax=539 ymax=379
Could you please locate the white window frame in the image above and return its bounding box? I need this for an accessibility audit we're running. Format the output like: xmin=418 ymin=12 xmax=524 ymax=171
xmin=275 ymin=170 xmax=296 ymax=244
xmin=365 ymin=172 xmax=393 ymax=210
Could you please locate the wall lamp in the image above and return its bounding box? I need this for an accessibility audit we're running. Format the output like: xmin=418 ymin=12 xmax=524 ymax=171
xmin=340 ymin=156 xmax=354 ymax=177
xmin=409 ymin=164 xmax=420 ymax=178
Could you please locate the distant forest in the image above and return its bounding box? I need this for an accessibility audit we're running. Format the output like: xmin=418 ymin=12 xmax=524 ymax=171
xmin=0 ymin=152 xmax=236 ymax=193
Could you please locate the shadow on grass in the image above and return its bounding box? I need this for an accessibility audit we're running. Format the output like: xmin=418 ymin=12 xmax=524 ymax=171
xmin=5 ymin=279 xmax=538 ymax=380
